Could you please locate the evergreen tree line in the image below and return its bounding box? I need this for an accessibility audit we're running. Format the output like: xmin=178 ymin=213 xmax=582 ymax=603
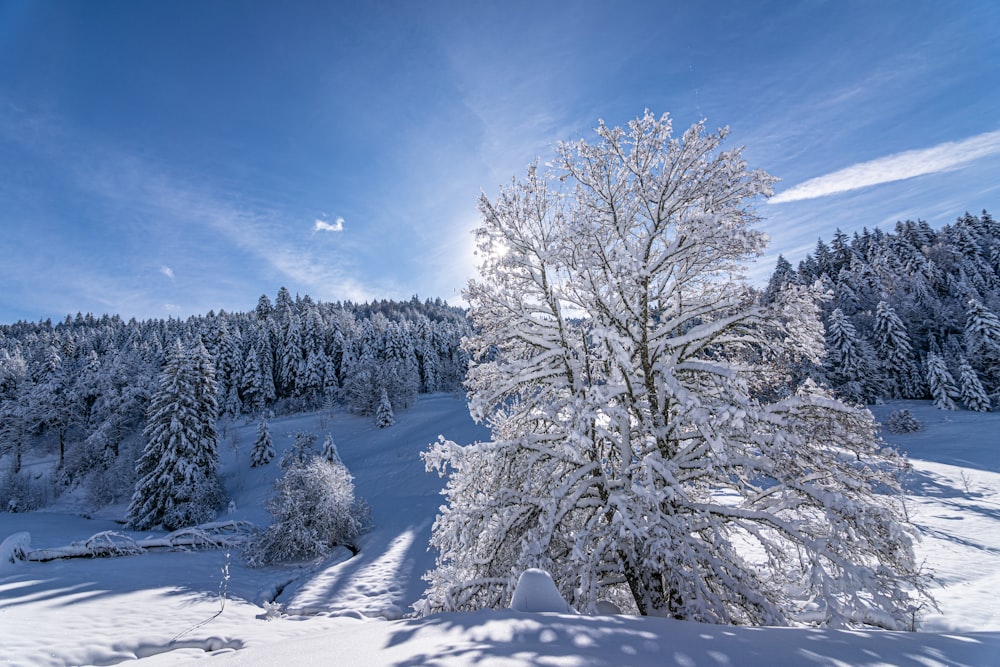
xmin=765 ymin=210 xmax=1000 ymax=410
xmin=0 ymin=289 xmax=469 ymax=511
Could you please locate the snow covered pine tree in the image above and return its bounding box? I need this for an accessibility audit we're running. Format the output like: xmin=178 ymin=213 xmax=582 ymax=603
xmin=127 ymin=340 xmax=223 ymax=531
xmin=375 ymin=388 xmax=395 ymax=428
xmin=423 ymin=111 xmax=928 ymax=628
xmin=250 ymin=417 xmax=275 ymax=468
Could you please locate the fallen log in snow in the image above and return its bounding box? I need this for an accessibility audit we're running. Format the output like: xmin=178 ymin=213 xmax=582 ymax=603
xmin=18 ymin=520 xmax=256 ymax=562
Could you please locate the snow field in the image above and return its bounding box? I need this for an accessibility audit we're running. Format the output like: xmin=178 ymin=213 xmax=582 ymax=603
xmin=0 ymin=395 xmax=998 ymax=665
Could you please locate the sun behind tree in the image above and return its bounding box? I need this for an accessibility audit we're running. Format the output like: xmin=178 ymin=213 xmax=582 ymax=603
xmin=423 ymin=111 xmax=930 ymax=628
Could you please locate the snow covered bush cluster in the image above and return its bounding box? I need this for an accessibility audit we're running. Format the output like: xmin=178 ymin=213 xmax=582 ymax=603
xmin=885 ymin=409 xmax=923 ymax=434
xmin=766 ymin=211 xmax=1000 ymax=410
xmin=245 ymin=453 xmax=370 ymax=566
xmin=0 ymin=295 xmax=467 ymax=514
xmin=424 ymin=111 xmax=930 ymax=629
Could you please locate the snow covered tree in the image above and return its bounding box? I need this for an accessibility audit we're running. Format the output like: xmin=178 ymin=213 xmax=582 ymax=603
xmin=825 ymin=308 xmax=877 ymax=402
xmin=957 ymin=357 xmax=990 ymax=412
xmin=885 ymin=409 xmax=922 ymax=434
xmin=240 ymin=346 xmax=266 ymax=414
xmin=26 ymin=345 xmax=75 ymax=469
xmin=281 ymin=432 xmax=317 ymax=469
xmin=763 ymin=254 xmax=795 ymax=304
xmin=277 ymin=307 xmax=303 ymax=396
xmin=375 ymin=388 xmax=395 ymax=428
xmin=250 ymin=417 xmax=275 ymax=468
xmin=127 ymin=340 xmax=223 ymax=531
xmin=255 ymin=293 xmax=273 ymax=321
xmin=924 ymin=349 xmax=959 ymax=411
xmin=423 ymin=111 xmax=926 ymax=628
xmin=873 ymin=301 xmax=920 ymax=399
xmin=0 ymin=349 xmax=28 ymax=474
xmin=245 ymin=456 xmax=366 ymax=566
xmin=321 ymin=433 xmax=342 ymax=465
xmin=964 ymin=299 xmax=1000 ymax=389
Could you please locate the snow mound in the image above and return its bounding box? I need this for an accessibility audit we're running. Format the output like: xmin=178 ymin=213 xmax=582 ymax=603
xmin=1 ymin=531 xmax=30 ymax=567
xmin=508 ymin=568 xmax=575 ymax=613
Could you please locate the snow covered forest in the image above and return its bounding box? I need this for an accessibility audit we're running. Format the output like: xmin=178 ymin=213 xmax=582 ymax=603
xmin=765 ymin=210 xmax=1000 ymax=408
xmin=0 ymin=291 xmax=469 ymax=512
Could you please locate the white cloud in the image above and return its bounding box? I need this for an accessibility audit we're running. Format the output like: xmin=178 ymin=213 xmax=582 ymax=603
xmin=314 ymin=217 xmax=344 ymax=232
xmin=770 ymin=129 xmax=1000 ymax=204
xmin=160 ymin=265 xmax=175 ymax=279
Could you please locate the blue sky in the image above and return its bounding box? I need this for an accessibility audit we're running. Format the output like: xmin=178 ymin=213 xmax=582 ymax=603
xmin=1 ymin=0 xmax=998 ymax=323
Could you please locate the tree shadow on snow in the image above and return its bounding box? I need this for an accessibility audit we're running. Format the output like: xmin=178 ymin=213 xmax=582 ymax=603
xmin=0 ymin=548 xmax=259 ymax=610
xmin=380 ymin=611 xmax=999 ymax=667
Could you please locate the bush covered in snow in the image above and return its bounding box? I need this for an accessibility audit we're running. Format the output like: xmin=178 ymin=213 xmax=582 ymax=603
xmin=245 ymin=456 xmax=370 ymax=566
xmin=885 ymin=409 xmax=923 ymax=434
xmin=0 ymin=469 xmax=48 ymax=513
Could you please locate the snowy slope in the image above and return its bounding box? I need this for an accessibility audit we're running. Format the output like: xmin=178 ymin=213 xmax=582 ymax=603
xmin=1 ymin=395 xmax=999 ymax=666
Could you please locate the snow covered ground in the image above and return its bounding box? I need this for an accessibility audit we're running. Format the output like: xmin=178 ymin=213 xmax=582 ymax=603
xmin=1 ymin=394 xmax=999 ymax=666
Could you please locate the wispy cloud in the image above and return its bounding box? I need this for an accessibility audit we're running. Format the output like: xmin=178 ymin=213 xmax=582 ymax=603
xmin=314 ymin=217 xmax=344 ymax=232
xmin=770 ymin=129 xmax=1000 ymax=204
xmin=159 ymin=265 xmax=175 ymax=279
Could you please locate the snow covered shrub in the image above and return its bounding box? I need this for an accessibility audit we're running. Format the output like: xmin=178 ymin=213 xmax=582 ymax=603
xmin=0 ymin=468 xmax=47 ymax=512
xmin=245 ymin=457 xmax=368 ymax=566
xmin=159 ymin=475 xmax=227 ymax=532
xmin=885 ymin=409 xmax=922 ymax=434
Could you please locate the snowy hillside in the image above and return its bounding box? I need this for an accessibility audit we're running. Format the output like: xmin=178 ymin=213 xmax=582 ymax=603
xmin=1 ymin=394 xmax=999 ymax=666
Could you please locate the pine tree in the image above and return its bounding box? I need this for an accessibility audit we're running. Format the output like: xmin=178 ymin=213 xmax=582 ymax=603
xmin=925 ymin=349 xmax=959 ymax=410
xmin=423 ymin=112 xmax=925 ymax=628
xmin=320 ymin=433 xmax=342 ymax=465
xmin=281 ymin=432 xmax=317 ymax=468
xmin=825 ymin=308 xmax=877 ymax=402
xmin=0 ymin=349 xmax=28 ymax=474
xmin=241 ymin=346 xmax=266 ymax=414
xmin=965 ymin=299 xmax=1000 ymax=388
xmin=763 ymin=255 xmax=795 ymax=303
xmin=250 ymin=417 xmax=275 ymax=467
xmin=375 ymin=388 xmax=394 ymax=428
xmin=873 ymin=301 xmax=919 ymax=398
xmin=957 ymin=357 xmax=991 ymax=411
xmin=255 ymin=293 xmax=273 ymax=321
xmin=300 ymin=349 xmax=326 ymax=399
xmin=257 ymin=336 xmax=277 ymax=405
xmin=277 ymin=307 xmax=303 ymax=396
xmin=127 ymin=340 xmax=222 ymax=531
